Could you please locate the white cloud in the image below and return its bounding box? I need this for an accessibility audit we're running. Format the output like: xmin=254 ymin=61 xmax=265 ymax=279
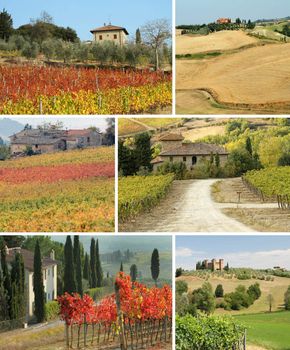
xmin=176 ymin=247 xmax=205 ymax=257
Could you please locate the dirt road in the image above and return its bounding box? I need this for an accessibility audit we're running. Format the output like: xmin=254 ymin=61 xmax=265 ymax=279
xmin=120 ymin=179 xmax=257 ymax=232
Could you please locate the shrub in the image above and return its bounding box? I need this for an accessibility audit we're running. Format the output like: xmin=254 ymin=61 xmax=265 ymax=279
xmin=176 ymin=280 xmax=188 ymax=295
xmin=215 ymin=284 xmax=224 ymax=298
xmin=247 ymin=283 xmax=261 ymax=302
xmin=176 ymin=293 xmax=190 ymax=316
xmin=157 ymin=161 xmax=187 ymax=180
xmin=85 ymin=287 xmax=104 ymax=300
xmin=45 ymin=301 xmax=59 ymax=321
xmin=191 ymin=282 xmax=216 ymax=315
xmin=284 ymin=286 xmax=290 ymax=310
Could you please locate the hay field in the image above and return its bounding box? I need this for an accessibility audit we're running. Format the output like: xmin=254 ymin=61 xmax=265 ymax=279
xmin=176 ymin=43 xmax=290 ymax=105
xmin=176 ymin=30 xmax=259 ymax=55
xmin=177 ymin=275 xmax=290 ymax=315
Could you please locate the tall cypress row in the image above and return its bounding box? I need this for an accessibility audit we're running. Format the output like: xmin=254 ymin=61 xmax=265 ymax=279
xmin=0 ymin=244 xmax=12 ymax=318
xmin=10 ymin=253 xmax=25 ymax=320
xmin=64 ymin=236 xmax=76 ymax=294
xmin=95 ymin=239 xmax=103 ymax=287
xmin=33 ymin=240 xmax=46 ymax=323
xmin=73 ymin=236 xmax=83 ymax=296
xmin=90 ymin=238 xmax=97 ymax=288
xmin=83 ymin=253 xmax=90 ymax=281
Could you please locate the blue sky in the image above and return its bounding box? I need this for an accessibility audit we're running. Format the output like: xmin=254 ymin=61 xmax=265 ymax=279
xmin=11 ymin=117 xmax=109 ymax=131
xmin=176 ymin=0 xmax=290 ymax=25
xmin=2 ymin=0 xmax=172 ymax=41
xmin=176 ymin=236 xmax=290 ymax=270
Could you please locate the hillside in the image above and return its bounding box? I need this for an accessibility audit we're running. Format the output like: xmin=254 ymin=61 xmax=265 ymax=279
xmin=0 ymin=118 xmax=24 ymax=140
xmin=0 ymin=147 xmax=115 ymax=232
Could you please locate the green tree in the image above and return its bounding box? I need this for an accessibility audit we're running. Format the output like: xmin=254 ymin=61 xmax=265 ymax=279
xmin=0 ymin=9 xmax=13 ymax=41
xmin=0 ymin=270 xmax=9 ymax=321
xmin=284 ymin=286 xmax=290 ymax=310
xmin=90 ymin=238 xmax=97 ymax=288
xmin=236 ymin=18 xmax=241 ymax=25
xmin=83 ymin=253 xmax=90 ymax=281
xmin=191 ymin=282 xmax=216 ymax=315
xmin=33 ymin=240 xmax=46 ymax=322
xmin=10 ymin=253 xmax=25 ymax=320
xmin=151 ymin=248 xmax=160 ymax=286
xmin=120 ymin=261 xmax=124 ymax=272
xmin=64 ymin=236 xmax=76 ymax=293
xmin=215 ymin=284 xmax=224 ymax=298
xmin=176 ymin=280 xmax=188 ymax=295
xmin=130 ymin=264 xmax=138 ymax=282
xmin=95 ymin=239 xmax=103 ymax=287
xmin=267 ymin=294 xmax=274 ymax=312
xmin=73 ymin=236 xmax=83 ymax=296
xmin=176 ymin=267 xmax=183 ymax=277
xmin=224 ymin=262 xmax=229 ymax=272
xmin=0 ymin=243 xmax=12 ymax=318
xmin=135 ymin=132 xmax=152 ymax=171
xmin=214 ymin=153 xmax=220 ymax=168
xmin=247 ymin=283 xmax=261 ymax=302
xmin=245 ymin=137 xmax=253 ymax=156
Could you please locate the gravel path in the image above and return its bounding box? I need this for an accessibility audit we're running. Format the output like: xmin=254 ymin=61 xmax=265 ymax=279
xmin=120 ymin=179 xmax=258 ymax=232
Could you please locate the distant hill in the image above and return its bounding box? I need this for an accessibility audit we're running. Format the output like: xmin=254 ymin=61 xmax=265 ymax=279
xmin=255 ymin=16 xmax=290 ymax=23
xmin=0 ymin=118 xmax=24 ymax=141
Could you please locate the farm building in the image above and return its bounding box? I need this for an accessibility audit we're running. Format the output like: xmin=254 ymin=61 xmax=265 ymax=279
xmin=9 ymin=128 xmax=102 ymax=154
xmin=151 ymin=133 xmax=228 ymax=171
xmin=198 ymin=259 xmax=224 ymax=271
xmin=90 ymin=24 xmax=129 ymax=46
xmin=217 ymin=18 xmax=231 ymax=24
xmin=5 ymin=246 xmax=57 ymax=322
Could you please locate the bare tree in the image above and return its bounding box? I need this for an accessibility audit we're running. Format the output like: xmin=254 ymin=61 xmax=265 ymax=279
xmin=141 ymin=19 xmax=171 ymax=70
xmin=267 ymin=294 xmax=274 ymax=312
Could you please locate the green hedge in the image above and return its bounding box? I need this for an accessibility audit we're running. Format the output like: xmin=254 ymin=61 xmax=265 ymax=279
xmin=45 ymin=301 xmax=59 ymax=322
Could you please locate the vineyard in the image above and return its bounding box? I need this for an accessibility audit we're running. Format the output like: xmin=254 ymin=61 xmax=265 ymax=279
xmin=58 ymin=272 xmax=172 ymax=349
xmin=0 ymin=66 xmax=172 ymax=114
xmin=118 ymin=174 xmax=174 ymax=222
xmin=0 ymin=147 xmax=115 ymax=232
xmin=176 ymin=314 xmax=245 ymax=350
xmin=244 ymin=167 xmax=290 ymax=209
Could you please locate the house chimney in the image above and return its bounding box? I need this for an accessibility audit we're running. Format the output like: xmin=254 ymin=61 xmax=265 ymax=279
xmin=50 ymin=249 xmax=55 ymax=260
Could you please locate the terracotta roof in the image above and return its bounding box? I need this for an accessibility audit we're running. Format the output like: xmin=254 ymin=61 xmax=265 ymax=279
xmin=151 ymin=156 xmax=164 ymax=164
xmin=90 ymin=25 xmax=129 ymax=35
xmin=159 ymin=133 xmax=184 ymax=142
xmin=6 ymin=248 xmax=57 ymax=272
xmin=159 ymin=143 xmax=229 ymax=156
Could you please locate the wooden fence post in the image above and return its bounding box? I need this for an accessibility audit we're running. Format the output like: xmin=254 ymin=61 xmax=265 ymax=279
xmin=115 ymin=282 xmax=127 ymax=350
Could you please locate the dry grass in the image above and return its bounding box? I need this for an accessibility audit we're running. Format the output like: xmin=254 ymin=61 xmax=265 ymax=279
xmin=176 ymin=30 xmax=259 ymax=55
xmin=176 ymin=42 xmax=290 ymax=105
xmin=177 ymin=275 xmax=290 ymax=315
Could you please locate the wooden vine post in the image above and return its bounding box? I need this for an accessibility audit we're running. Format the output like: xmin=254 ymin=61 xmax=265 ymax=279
xmin=115 ymin=281 xmax=127 ymax=350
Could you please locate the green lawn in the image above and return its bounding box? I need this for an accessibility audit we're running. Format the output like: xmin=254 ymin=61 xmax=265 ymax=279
xmin=233 ymin=311 xmax=290 ymax=350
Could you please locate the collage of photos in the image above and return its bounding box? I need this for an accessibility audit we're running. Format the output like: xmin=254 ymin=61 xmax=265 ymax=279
xmin=0 ymin=0 xmax=290 ymax=349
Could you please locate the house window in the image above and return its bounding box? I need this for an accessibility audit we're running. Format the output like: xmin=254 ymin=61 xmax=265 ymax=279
xmin=192 ymin=156 xmax=197 ymax=165
xmin=170 ymin=156 xmax=173 ymax=162
xmin=183 ymin=156 xmax=186 ymax=162
xmin=114 ymin=34 xmax=117 ymax=39
xmin=99 ymin=35 xmax=103 ymax=40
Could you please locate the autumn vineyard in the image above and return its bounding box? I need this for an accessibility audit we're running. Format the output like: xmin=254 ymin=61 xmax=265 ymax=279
xmin=0 ymin=66 xmax=172 ymax=114
xmin=58 ymin=273 xmax=172 ymax=349
xmin=0 ymin=147 xmax=115 ymax=232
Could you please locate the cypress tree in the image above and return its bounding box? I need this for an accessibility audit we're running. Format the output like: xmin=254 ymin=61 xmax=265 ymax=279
xmin=64 ymin=236 xmax=76 ymax=293
xmin=95 ymin=239 xmax=103 ymax=287
xmin=0 ymin=244 xmax=12 ymax=318
xmin=136 ymin=28 xmax=142 ymax=44
xmin=130 ymin=264 xmax=138 ymax=282
xmin=246 ymin=137 xmax=253 ymax=156
xmin=135 ymin=133 xmax=152 ymax=170
xmin=0 ymin=270 xmax=9 ymax=321
xmin=83 ymin=253 xmax=90 ymax=281
xmin=10 ymin=253 xmax=25 ymax=320
xmin=33 ymin=240 xmax=46 ymax=323
xmin=120 ymin=261 xmax=123 ymax=272
xmin=151 ymin=249 xmax=160 ymax=287
xmin=73 ymin=236 xmax=83 ymax=296
xmin=90 ymin=238 xmax=97 ymax=288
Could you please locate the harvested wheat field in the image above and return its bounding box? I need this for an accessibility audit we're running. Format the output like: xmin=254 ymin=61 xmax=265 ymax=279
xmin=176 ymin=40 xmax=290 ymax=113
xmin=176 ymin=30 xmax=259 ymax=55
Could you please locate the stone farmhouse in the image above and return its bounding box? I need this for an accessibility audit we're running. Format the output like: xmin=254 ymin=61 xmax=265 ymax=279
xmin=9 ymin=128 xmax=102 ymax=155
xmin=5 ymin=246 xmax=57 ymax=322
xmin=90 ymin=24 xmax=129 ymax=46
xmin=151 ymin=133 xmax=229 ymax=171
xmin=217 ymin=18 xmax=231 ymax=24
xmin=199 ymin=259 xmax=224 ymax=271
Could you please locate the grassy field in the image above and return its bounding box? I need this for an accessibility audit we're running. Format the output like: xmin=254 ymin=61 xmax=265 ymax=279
xmin=234 ymin=311 xmax=290 ymax=350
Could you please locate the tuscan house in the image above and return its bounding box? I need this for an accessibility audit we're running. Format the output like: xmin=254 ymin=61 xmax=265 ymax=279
xmin=217 ymin=18 xmax=231 ymax=24
xmin=197 ymin=259 xmax=224 ymax=271
xmin=5 ymin=246 xmax=57 ymax=322
xmin=9 ymin=128 xmax=102 ymax=155
xmin=90 ymin=24 xmax=129 ymax=46
xmin=151 ymin=133 xmax=229 ymax=171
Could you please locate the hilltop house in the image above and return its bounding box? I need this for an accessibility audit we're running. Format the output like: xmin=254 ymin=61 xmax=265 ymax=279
xmin=9 ymin=128 xmax=102 ymax=155
xmin=151 ymin=133 xmax=229 ymax=171
xmin=5 ymin=246 xmax=57 ymax=321
xmin=198 ymin=259 xmax=224 ymax=271
xmin=90 ymin=24 xmax=129 ymax=46
xmin=217 ymin=18 xmax=231 ymax=24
